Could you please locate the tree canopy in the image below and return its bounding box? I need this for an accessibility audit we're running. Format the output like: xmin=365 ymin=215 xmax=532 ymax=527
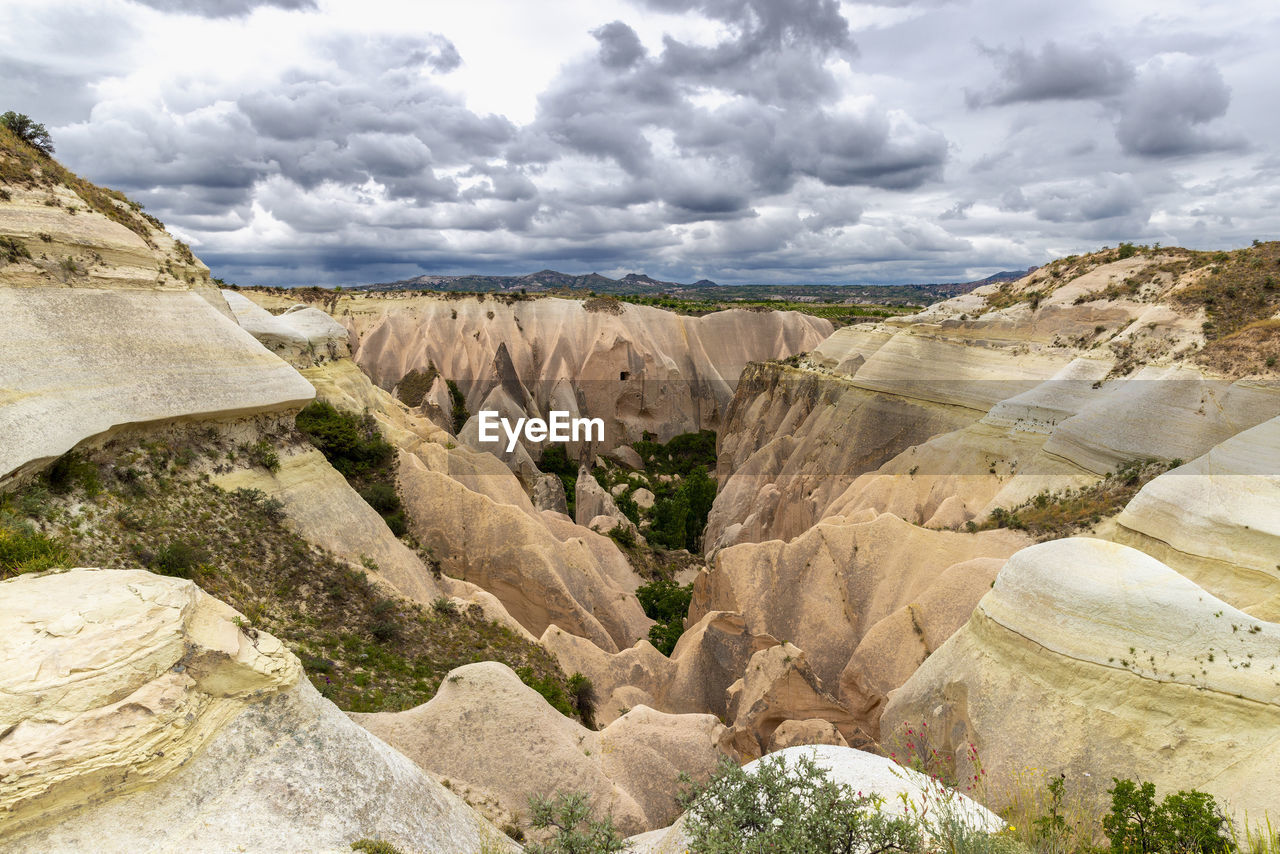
xmin=1 ymin=112 xmax=54 ymax=156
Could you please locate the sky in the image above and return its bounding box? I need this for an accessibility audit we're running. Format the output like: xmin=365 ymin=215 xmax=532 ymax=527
xmin=2 ymin=0 xmax=1277 ymax=287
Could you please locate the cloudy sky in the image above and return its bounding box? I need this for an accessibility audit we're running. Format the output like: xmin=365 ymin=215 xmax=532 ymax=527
xmin=3 ymin=0 xmax=1277 ymax=286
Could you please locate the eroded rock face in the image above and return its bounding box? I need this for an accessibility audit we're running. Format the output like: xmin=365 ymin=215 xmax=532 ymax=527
xmin=694 ymin=512 xmax=1026 ymax=735
xmin=541 ymin=610 xmax=779 ymax=727
xmin=339 ymin=294 xmax=832 ymax=453
xmin=0 ymin=568 xmax=300 ymax=832
xmin=883 ymin=538 xmax=1280 ymax=821
xmin=724 ymin=644 xmax=860 ymax=759
xmin=0 ymin=569 xmax=513 ymax=853
xmin=351 ymin=661 xmax=731 ymax=837
xmin=1113 ymin=415 xmax=1280 ymax=617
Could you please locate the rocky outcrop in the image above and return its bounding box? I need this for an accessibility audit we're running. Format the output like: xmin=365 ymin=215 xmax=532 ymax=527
xmin=724 ymin=644 xmax=860 ymax=759
xmin=0 ymin=568 xmax=514 ymax=853
xmin=576 ymin=464 xmax=640 ymax=539
xmin=351 ymin=661 xmax=731 ymax=837
xmin=541 ymin=610 xmax=779 ymax=727
xmin=336 ymin=293 xmax=832 ymax=453
xmin=628 ymin=745 xmax=1003 ymax=853
xmin=1113 ymin=415 xmax=1280 ymax=617
xmin=882 ymin=538 xmax=1280 ymax=821
xmin=693 ymin=512 xmax=1026 ymax=736
xmin=0 ymin=286 xmax=315 ymax=486
xmin=222 ymin=289 xmax=350 ymax=368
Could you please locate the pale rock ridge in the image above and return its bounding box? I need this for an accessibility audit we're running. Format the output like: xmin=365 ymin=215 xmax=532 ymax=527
xmin=0 ymin=568 xmax=299 ymax=833
xmin=883 ymin=537 xmax=1280 ymax=820
xmin=1113 ymin=415 xmax=1280 ymax=616
xmin=246 ymin=351 xmax=649 ymax=650
xmin=351 ymin=661 xmax=731 ymax=837
xmin=706 ymin=361 xmax=983 ymax=551
xmin=0 ymin=181 xmax=208 ymax=291
xmin=338 ymin=294 xmax=832 ymax=452
xmin=627 ymin=745 xmax=1003 ymax=853
xmin=0 ymin=573 xmax=513 ymax=853
xmin=222 ymin=289 xmax=350 ymax=368
xmin=0 ymin=286 xmax=315 ymax=485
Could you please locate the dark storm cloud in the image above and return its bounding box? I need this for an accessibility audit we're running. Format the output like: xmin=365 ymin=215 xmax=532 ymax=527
xmin=642 ymin=0 xmax=855 ymax=104
xmin=1114 ymin=55 xmax=1242 ymax=157
xmin=593 ymin=21 xmax=647 ymax=68
xmin=128 ymin=0 xmax=316 ymax=17
xmin=967 ymin=41 xmax=1134 ymax=106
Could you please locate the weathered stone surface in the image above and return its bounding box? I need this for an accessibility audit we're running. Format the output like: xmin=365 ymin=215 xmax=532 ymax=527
xmin=223 ymin=289 xmax=350 ymax=368
xmin=694 ymin=513 xmax=1026 ymax=694
xmin=725 ymin=644 xmax=860 ymax=758
xmin=351 ymin=661 xmax=730 ymax=837
xmin=766 ymin=719 xmax=848 ymax=753
xmin=0 ymin=569 xmax=513 ymax=853
xmin=576 ymin=465 xmax=640 ymax=539
xmin=541 ymin=611 xmax=778 ymax=727
xmin=339 ymin=294 xmax=832 ymax=453
xmin=0 ymin=286 xmax=314 ymax=484
xmin=883 ymin=538 xmax=1280 ymax=821
xmin=1114 ymin=415 xmax=1280 ymax=617
xmin=533 ymin=472 xmax=570 ymax=514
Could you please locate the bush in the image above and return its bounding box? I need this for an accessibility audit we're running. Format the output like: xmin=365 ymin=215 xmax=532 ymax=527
xmin=246 ymin=439 xmax=280 ymax=472
xmin=350 ymin=840 xmax=405 ymax=854
xmin=678 ymin=753 xmax=923 ymax=854
xmin=0 ymin=235 xmax=31 ymax=264
xmin=636 ymin=578 xmax=693 ymax=655
xmin=606 ymin=523 xmax=635 ymax=549
xmin=1103 ymin=779 xmax=1231 ymax=854
xmin=1 ymin=111 xmax=54 ymax=156
xmin=445 ymin=379 xmax=468 ymax=434
xmin=567 ymin=672 xmax=597 ymax=729
xmin=0 ymin=514 xmax=71 ymax=578
xmin=648 ymin=466 xmax=716 ymax=552
xmin=147 ymin=540 xmax=208 ymax=579
xmin=525 ymin=791 xmax=625 ymax=854
xmin=296 ymin=401 xmax=394 ymax=480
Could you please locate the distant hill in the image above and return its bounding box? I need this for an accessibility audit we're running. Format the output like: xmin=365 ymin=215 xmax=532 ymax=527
xmin=360 ymin=267 xmax=1037 ymax=306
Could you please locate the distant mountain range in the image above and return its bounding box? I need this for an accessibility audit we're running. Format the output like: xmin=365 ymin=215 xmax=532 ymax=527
xmin=359 ymin=267 xmax=1035 ymax=305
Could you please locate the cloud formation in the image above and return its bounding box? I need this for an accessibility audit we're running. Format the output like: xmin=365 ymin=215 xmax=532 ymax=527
xmin=1 ymin=0 xmax=1273 ymax=286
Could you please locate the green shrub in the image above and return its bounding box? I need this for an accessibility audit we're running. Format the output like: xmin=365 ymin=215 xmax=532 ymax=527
xmin=525 ymin=791 xmax=624 ymax=854
xmin=148 ymin=540 xmax=208 ymax=579
xmin=648 ymin=466 xmax=716 ymax=552
xmin=606 ymin=523 xmax=635 ymax=549
xmin=359 ymin=482 xmax=401 ymax=515
xmin=0 ymin=235 xmax=31 ymax=264
xmin=0 ymin=514 xmax=71 ymax=578
xmin=636 ymin=578 xmax=693 ymax=655
xmin=445 ymin=379 xmax=468 ymax=434
xmin=296 ymin=401 xmax=395 ymax=480
xmin=46 ymin=451 xmax=100 ymax=496
xmin=1 ymin=111 xmax=54 ymax=156
xmin=678 ymin=753 xmax=923 ymax=854
xmin=350 ymin=840 xmax=405 ymax=854
xmin=1103 ymin=779 xmax=1231 ymax=854
xmin=538 ymin=445 xmax=578 ymax=518
xmin=516 ymin=665 xmax=575 ymax=718
xmin=567 ymin=672 xmax=597 ymax=729
xmin=246 ymin=439 xmax=280 ymax=472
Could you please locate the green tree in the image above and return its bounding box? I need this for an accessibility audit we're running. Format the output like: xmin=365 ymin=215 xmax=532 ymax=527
xmin=1 ymin=112 xmax=54 ymax=156
xmin=1103 ymin=778 xmax=1231 ymax=854
xmin=525 ymin=792 xmax=624 ymax=854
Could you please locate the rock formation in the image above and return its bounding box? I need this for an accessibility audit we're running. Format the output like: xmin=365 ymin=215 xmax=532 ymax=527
xmin=0 ymin=568 xmax=514 ymax=853
xmin=883 ymin=537 xmax=1280 ymax=821
xmin=351 ymin=661 xmax=731 ymax=837
xmin=333 ymin=292 xmax=832 ymax=454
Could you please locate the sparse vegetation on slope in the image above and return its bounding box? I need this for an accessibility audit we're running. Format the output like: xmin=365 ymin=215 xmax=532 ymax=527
xmin=296 ymin=400 xmax=408 ymax=536
xmin=972 ymin=458 xmax=1178 ymax=540
xmin=1 ymin=429 xmax=574 ymax=716
xmin=0 ymin=123 xmax=169 ymax=247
